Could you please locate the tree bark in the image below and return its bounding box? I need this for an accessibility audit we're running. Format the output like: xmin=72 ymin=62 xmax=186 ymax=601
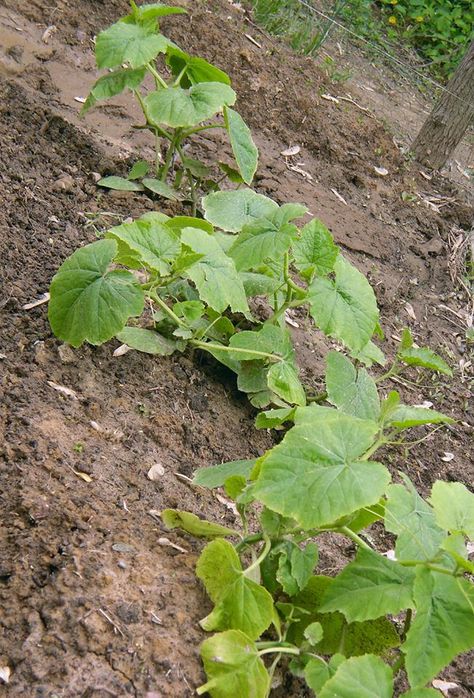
xmin=412 ymin=40 xmax=474 ymax=170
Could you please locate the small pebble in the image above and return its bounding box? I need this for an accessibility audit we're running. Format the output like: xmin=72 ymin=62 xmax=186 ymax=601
xmin=117 ymin=560 xmax=127 ymax=569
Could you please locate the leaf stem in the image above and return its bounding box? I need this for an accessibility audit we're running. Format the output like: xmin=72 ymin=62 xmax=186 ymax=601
xmin=148 ymin=291 xmax=187 ymax=327
xmin=182 ymin=123 xmax=224 ymax=139
xmin=147 ymin=62 xmax=168 ymax=89
xmin=337 ymin=526 xmax=373 ymax=552
xmin=235 ymin=532 xmax=264 ymax=552
xmin=258 ymin=646 xmax=300 ymax=657
xmin=191 ymin=340 xmax=282 ymax=363
xmin=244 ymin=536 xmax=271 ymax=576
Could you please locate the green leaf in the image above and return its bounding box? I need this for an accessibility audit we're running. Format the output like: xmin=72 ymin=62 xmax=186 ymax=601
xmin=218 ymin=161 xmax=245 ymax=184
xmin=98 ymin=176 xmax=144 ymax=191
xmin=180 ymin=155 xmax=210 ymax=179
xmin=441 ymin=533 xmax=474 ymax=573
xmin=106 ymin=218 xmax=180 ymax=274
xmin=308 ymin=255 xmax=379 ymax=352
xmin=402 ymin=568 xmax=474 ymax=687
xmin=161 ymin=509 xmax=238 ymax=537
xmin=196 ymin=539 xmax=274 ymax=639
xmin=304 ymin=621 xmax=324 ymax=645
xmin=144 ymin=82 xmax=236 ymax=128
xmin=95 ymin=21 xmax=170 ymax=69
xmin=387 ymin=405 xmax=453 ymax=428
xmin=181 ymin=228 xmax=249 ymax=314
xmin=350 ymin=340 xmax=386 ymax=367
xmin=165 ymin=215 xmax=213 ymax=235
xmin=128 ymin=3 xmax=186 ymax=22
xmin=319 ymin=547 xmax=415 ymax=622
xmin=166 ymin=45 xmax=230 ymax=86
xmin=173 ymin=300 xmax=205 ymax=323
xmin=398 ymin=347 xmax=452 ymax=375
xmin=82 ymin=67 xmax=146 ymax=113
xmin=115 ymin=327 xmax=176 ymax=354
xmin=325 ymin=351 xmax=380 ymax=420
xmin=305 ymin=655 xmax=344 ymax=693
xmin=224 ymin=107 xmax=258 ymax=185
xmin=193 ymin=459 xmax=255 ymax=488
xmin=430 ymin=481 xmax=474 ymax=538
xmin=128 ymin=159 xmax=150 ymax=180
xmin=276 ymin=542 xmax=319 ymax=596
xmin=142 ymin=178 xmax=182 ymax=200
xmin=202 ymin=188 xmax=278 ymax=232
xmin=255 ymin=407 xmax=296 ymax=429
xmin=384 ymin=478 xmax=445 ymax=561
xmin=48 ymin=240 xmax=144 ymax=347
xmin=228 ymin=214 xmax=298 ymax=272
xmin=229 ymin=324 xmax=293 ymax=360
xmin=240 ymin=271 xmax=281 ymax=297
xmin=267 ymin=361 xmax=306 ymax=406
xmin=198 ymin=630 xmax=270 ymax=698
xmin=343 ymin=501 xmax=385 ymax=533
xmin=318 ymin=655 xmax=393 ymax=698
xmin=293 ymin=219 xmax=338 ymax=278
xmin=252 ymin=407 xmax=390 ymax=529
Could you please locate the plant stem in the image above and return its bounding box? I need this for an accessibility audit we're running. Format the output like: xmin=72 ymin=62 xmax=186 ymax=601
xmin=182 ymin=123 xmax=224 ymax=139
xmin=148 ymin=291 xmax=187 ymax=327
xmin=360 ymin=437 xmax=386 ymax=461
xmin=161 ymin=133 xmax=178 ymax=181
xmin=338 ymin=526 xmax=373 ymax=552
xmin=398 ymin=561 xmax=454 ymax=576
xmin=244 ymin=536 xmax=271 ymax=576
xmin=235 ymin=532 xmax=264 ymax=552
xmin=307 ymin=391 xmax=328 ymax=403
xmin=175 ymin=143 xmax=197 ymax=215
xmin=258 ymin=646 xmax=300 ymax=657
xmin=191 ymin=340 xmax=282 ymax=363
xmin=376 ymin=359 xmax=401 ymax=384
xmin=147 ymin=62 xmax=168 ymax=89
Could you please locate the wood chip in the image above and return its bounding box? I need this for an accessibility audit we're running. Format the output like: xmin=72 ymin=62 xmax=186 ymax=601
xmin=374 ymin=166 xmax=389 ymax=176
xmin=74 ymin=96 xmax=87 ymax=104
xmin=22 ymin=292 xmax=50 ymax=310
xmin=285 ymin=311 xmax=299 ymax=328
xmin=432 ymin=680 xmax=459 ymax=696
xmin=289 ymin=164 xmax=313 ymax=181
xmin=281 ymin=145 xmax=300 ymax=157
xmin=41 ymin=25 xmax=57 ymax=43
xmin=147 ymin=463 xmax=165 ymax=480
xmin=47 ymin=381 xmax=79 ymax=400
xmin=71 ymin=469 xmax=92 ymax=483
xmin=404 ymin=302 xmax=417 ymax=321
xmin=157 ymin=537 xmax=188 ymax=553
xmin=244 ymin=33 xmax=261 ymax=48
xmin=113 ymin=343 xmax=131 ymax=357
xmin=440 ymin=452 xmax=454 ymax=462
xmin=321 ymin=93 xmax=339 ymax=104
xmin=330 ymin=188 xmax=347 ymax=205
xmin=0 ymin=666 xmax=11 ymax=684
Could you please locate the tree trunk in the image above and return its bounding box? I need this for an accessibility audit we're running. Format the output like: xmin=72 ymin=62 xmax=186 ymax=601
xmin=412 ymin=40 xmax=474 ymax=170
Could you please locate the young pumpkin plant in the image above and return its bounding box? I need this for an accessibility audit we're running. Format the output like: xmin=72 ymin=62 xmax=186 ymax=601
xmin=82 ymin=2 xmax=258 ymax=212
xmin=161 ymin=355 xmax=473 ymax=698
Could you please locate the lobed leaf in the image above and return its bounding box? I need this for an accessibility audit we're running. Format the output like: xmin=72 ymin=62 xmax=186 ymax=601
xmin=325 ymin=351 xmax=380 ymax=421
xmin=293 ymin=218 xmax=339 ymax=278
xmin=402 ymin=568 xmax=474 ymax=687
xmin=95 ymin=21 xmax=171 ymax=69
xmin=198 ymin=630 xmax=270 ymax=698
xmin=144 ymin=82 xmax=236 ymax=128
xmin=193 ymin=459 xmax=255 ymax=488
xmin=308 ymin=255 xmax=379 ymax=352
xmin=252 ymin=407 xmax=390 ymax=529
xmin=48 ymin=240 xmax=144 ymax=347
xmin=202 ymin=188 xmax=278 ymax=232
xmin=115 ymin=327 xmax=176 ymax=354
xmin=429 ymin=481 xmax=474 ymax=539
xmin=166 ymin=44 xmax=230 ymax=86
xmin=228 ymin=214 xmax=298 ymax=272
xmin=82 ymin=67 xmax=146 ymax=113
xmin=196 ymin=539 xmax=274 ymax=639
xmin=319 ymin=547 xmax=415 ymax=622
xmin=318 ymin=654 xmax=393 ymax=698
xmin=106 ymin=218 xmax=180 ymax=274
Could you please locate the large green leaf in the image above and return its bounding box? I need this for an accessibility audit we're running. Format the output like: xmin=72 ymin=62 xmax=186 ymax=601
xmin=384 ymin=478 xmax=445 ymax=561
xmin=48 ymin=240 xmax=144 ymax=347
xmin=325 ymin=351 xmax=380 ymax=421
xmin=308 ymin=255 xmax=379 ymax=352
xmin=181 ymin=228 xmax=248 ymax=314
xmin=293 ymin=218 xmax=339 ymax=278
xmin=193 ymin=459 xmax=255 ymax=488
xmin=82 ymin=67 xmax=146 ymax=113
xmin=161 ymin=509 xmax=238 ymax=537
xmin=276 ymin=541 xmax=318 ymax=596
xmin=430 ymin=481 xmax=474 ymax=539
xmin=305 ymin=655 xmax=345 ymax=694
xmin=202 ymin=189 xmax=278 ymax=232
xmin=196 ymin=539 xmax=274 ymax=639
xmin=252 ymin=407 xmax=390 ymax=529
xmin=319 ymin=547 xmax=415 ymax=621
xmin=198 ymin=630 xmax=270 ymax=698
xmin=166 ymin=45 xmax=230 ymax=86
xmin=387 ymin=405 xmax=453 ymax=428
xmin=224 ymin=107 xmax=258 ymax=185
xmin=319 ymin=655 xmax=393 ymax=698
xmin=267 ymin=360 xmax=306 ymax=406
xmin=115 ymin=327 xmax=176 ymax=355
xmin=106 ymin=218 xmax=180 ymax=274
xmin=403 ymin=568 xmax=474 ymax=687
xmin=144 ymin=82 xmax=236 ymax=128
xmin=228 ymin=214 xmax=298 ymax=272
xmin=95 ymin=21 xmax=170 ymax=69
xmin=128 ymin=3 xmax=186 ymax=22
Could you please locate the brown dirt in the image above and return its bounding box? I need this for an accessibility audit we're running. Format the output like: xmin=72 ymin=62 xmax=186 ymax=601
xmin=0 ymin=1 xmax=472 ymax=696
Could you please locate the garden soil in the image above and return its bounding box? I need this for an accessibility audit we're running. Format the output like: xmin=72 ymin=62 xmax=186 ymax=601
xmin=0 ymin=1 xmax=472 ymax=696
